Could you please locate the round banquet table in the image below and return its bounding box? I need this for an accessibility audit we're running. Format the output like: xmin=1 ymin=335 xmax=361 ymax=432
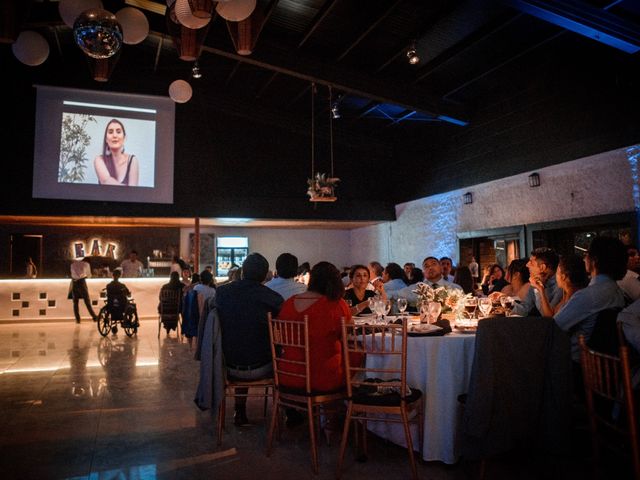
xmin=365 ymin=331 xmax=476 ymax=464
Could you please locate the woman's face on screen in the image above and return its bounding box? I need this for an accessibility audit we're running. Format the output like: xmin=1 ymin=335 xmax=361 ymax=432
xmin=106 ymin=122 xmax=125 ymax=152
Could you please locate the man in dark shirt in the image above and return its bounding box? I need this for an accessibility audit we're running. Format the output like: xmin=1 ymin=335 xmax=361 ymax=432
xmin=215 ymin=252 xmax=283 ymax=426
xmin=106 ymin=268 xmax=131 ymax=322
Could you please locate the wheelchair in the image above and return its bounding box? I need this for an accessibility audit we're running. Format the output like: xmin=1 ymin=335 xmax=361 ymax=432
xmin=96 ymin=289 xmax=139 ymax=337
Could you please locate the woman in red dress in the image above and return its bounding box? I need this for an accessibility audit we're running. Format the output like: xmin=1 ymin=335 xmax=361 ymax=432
xmin=278 ymin=261 xmax=352 ymax=393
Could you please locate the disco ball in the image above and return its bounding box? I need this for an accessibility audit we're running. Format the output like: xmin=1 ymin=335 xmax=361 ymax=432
xmin=73 ymin=8 xmax=123 ymax=59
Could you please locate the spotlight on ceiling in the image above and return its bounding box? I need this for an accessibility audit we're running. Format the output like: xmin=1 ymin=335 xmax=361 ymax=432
xmin=406 ymin=42 xmax=420 ymax=65
xmin=192 ymin=61 xmax=202 ymax=79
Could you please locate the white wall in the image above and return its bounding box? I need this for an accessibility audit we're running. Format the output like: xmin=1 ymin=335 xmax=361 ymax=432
xmin=350 ymin=144 xmax=640 ymax=266
xmin=179 ymin=227 xmax=353 ymax=272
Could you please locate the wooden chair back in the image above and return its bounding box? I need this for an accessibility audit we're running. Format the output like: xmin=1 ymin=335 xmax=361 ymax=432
xmin=159 ymin=287 xmax=181 ymax=316
xmin=268 ymin=313 xmax=311 ymax=394
xmin=340 ymin=319 xmax=408 ymax=403
xmin=579 ymin=334 xmax=640 ymax=479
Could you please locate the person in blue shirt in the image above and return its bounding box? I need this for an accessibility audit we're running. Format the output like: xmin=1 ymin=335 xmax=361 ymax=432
xmin=552 ymin=237 xmax=627 ymax=361
xmin=510 ymin=248 xmax=563 ymax=316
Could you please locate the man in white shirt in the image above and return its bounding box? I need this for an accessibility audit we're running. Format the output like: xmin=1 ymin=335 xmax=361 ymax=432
xmin=468 ymin=257 xmax=479 ymax=282
xmin=440 ymin=257 xmax=454 ymax=282
xmin=70 ymin=257 xmax=97 ymax=323
xmin=618 ymin=244 xmax=640 ymax=303
xmin=265 ymin=253 xmax=307 ymax=300
xmin=367 ymin=261 xmax=383 ymax=291
xmin=121 ymin=250 xmax=144 ymax=277
xmin=391 ymin=256 xmax=461 ymax=305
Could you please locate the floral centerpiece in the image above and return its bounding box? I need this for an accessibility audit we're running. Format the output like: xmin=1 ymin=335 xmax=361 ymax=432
xmin=307 ymin=172 xmax=339 ymax=202
xmin=412 ymin=282 xmax=472 ymax=317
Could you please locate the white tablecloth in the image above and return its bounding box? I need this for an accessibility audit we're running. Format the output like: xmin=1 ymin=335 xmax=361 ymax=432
xmin=365 ymin=332 xmax=476 ymax=464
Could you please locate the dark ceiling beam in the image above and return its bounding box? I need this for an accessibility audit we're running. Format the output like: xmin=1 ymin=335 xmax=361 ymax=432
xmin=412 ymin=12 xmax=523 ymax=84
xmin=194 ymin=36 xmax=466 ymax=122
xmin=255 ymin=71 xmax=279 ymax=98
xmin=298 ymin=0 xmax=340 ymax=48
xmin=224 ymin=60 xmax=242 ymax=86
xmin=288 ymin=83 xmax=311 ymax=108
xmin=335 ymin=0 xmax=403 ymax=62
xmin=507 ymin=0 xmax=640 ymax=53
xmin=442 ymin=30 xmax=565 ymax=100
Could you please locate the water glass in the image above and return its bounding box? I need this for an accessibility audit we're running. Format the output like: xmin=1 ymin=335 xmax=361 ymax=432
xmin=397 ymin=297 xmax=408 ymax=316
xmin=427 ymin=301 xmax=442 ymax=324
xmin=478 ymin=297 xmax=492 ymax=318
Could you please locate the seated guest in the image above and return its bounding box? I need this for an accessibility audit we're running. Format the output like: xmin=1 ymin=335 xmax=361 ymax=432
xmin=501 ymin=259 xmax=531 ymax=301
xmin=344 ymin=264 xmax=384 ymax=315
xmin=391 ymin=256 xmax=461 ymax=306
xmin=403 ymin=262 xmax=416 ymax=283
xmin=618 ymin=244 xmax=640 ymax=303
xmin=367 ymin=261 xmax=384 ymax=290
xmin=440 ymin=257 xmax=454 ymax=282
xmin=481 ymin=264 xmax=509 ymax=295
xmin=409 ymin=267 xmax=424 ymax=284
xmin=158 ymin=271 xmax=185 ymax=336
xmin=554 ymin=237 xmax=626 ymax=361
xmin=106 ymin=268 xmax=131 ymax=309
xmin=296 ymin=262 xmax=311 ymax=285
xmin=533 ymin=254 xmax=589 ymax=317
xmin=278 ymin=262 xmax=352 ymax=392
xmin=265 ymin=253 xmax=307 ymax=300
xmin=511 ymin=248 xmax=562 ymax=316
xmin=215 ymin=253 xmax=284 ymax=426
xmin=453 ymin=266 xmax=475 ymax=295
xmin=380 ymin=262 xmax=407 ymax=295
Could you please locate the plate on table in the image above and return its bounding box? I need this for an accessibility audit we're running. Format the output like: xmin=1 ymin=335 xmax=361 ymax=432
xmin=408 ymin=323 xmax=444 ymax=337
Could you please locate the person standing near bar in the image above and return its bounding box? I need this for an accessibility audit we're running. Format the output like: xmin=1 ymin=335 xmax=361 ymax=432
xmin=70 ymin=257 xmax=97 ymax=324
xmin=121 ymin=250 xmax=144 ymax=277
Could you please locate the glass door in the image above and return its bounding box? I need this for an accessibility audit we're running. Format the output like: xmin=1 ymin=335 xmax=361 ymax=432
xmin=216 ymin=237 xmax=249 ymax=277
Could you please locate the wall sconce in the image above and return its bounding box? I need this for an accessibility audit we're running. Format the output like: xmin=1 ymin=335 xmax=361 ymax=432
xmin=528 ymin=172 xmax=541 ymax=187
xmin=463 ymin=192 xmax=473 ymax=204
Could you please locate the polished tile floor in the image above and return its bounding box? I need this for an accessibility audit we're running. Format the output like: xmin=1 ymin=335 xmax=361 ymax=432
xmin=0 ymin=319 xmax=616 ymax=480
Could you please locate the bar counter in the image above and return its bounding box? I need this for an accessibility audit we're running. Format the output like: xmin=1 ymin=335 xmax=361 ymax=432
xmin=0 ymin=278 xmax=170 ymax=323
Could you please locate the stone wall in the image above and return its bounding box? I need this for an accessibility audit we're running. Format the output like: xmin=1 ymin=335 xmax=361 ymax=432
xmin=350 ymin=144 xmax=640 ymax=266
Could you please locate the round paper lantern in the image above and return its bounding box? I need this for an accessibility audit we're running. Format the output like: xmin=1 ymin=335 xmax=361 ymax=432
xmin=73 ymin=8 xmax=123 ymax=59
xmin=175 ymin=0 xmax=212 ymax=30
xmin=216 ymin=0 xmax=256 ymax=22
xmin=116 ymin=7 xmax=149 ymax=45
xmin=12 ymin=31 xmax=50 ymax=66
xmin=59 ymin=0 xmax=103 ymax=28
xmin=169 ymin=80 xmax=192 ymax=103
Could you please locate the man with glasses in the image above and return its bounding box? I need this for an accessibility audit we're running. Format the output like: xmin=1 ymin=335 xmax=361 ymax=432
xmin=511 ymin=247 xmax=562 ymax=316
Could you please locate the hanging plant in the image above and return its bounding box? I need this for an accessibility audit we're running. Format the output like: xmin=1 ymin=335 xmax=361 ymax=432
xmin=307 ymin=172 xmax=339 ymax=202
xmin=307 ymin=83 xmax=340 ymax=203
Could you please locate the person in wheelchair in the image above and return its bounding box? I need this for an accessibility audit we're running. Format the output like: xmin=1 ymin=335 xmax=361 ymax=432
xmin=106 ymin=268 xmax=136 ymax=326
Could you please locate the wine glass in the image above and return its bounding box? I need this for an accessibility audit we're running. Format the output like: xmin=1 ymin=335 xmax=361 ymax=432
xmin=397 ymin=297 xmax=408 ymax=316
xmin=500 ymin=296 xmax=515 ymax=316
xmin=464 ymin=297 xmax=478 ymax=319
xmin=478 ymin=297 xmax=492 ymax=318
xmin=383 ymin=299 xmax=392 ymax=319
xmin=427 ymin=301 xmax=442 ymax=324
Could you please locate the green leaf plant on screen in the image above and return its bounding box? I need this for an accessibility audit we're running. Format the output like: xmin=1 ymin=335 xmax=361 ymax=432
xmin=58 ymin=114 xmax=96 ymax=183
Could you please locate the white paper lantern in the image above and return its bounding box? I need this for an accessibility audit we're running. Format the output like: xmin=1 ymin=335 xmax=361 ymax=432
xmin=175 ymin=0 xmax=212 ymax=30
xmin=12 ymin=31 xmax=50 ymax=66
xmin=216 ymin=0 xmax=256 ymax=22
xmin=169 ymin=80 xmax=193 ymax=103
xmin=59 ymin=0 xmax=103 ymax=28
xmin=116 ymin=7 xmax=149 ymax=45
